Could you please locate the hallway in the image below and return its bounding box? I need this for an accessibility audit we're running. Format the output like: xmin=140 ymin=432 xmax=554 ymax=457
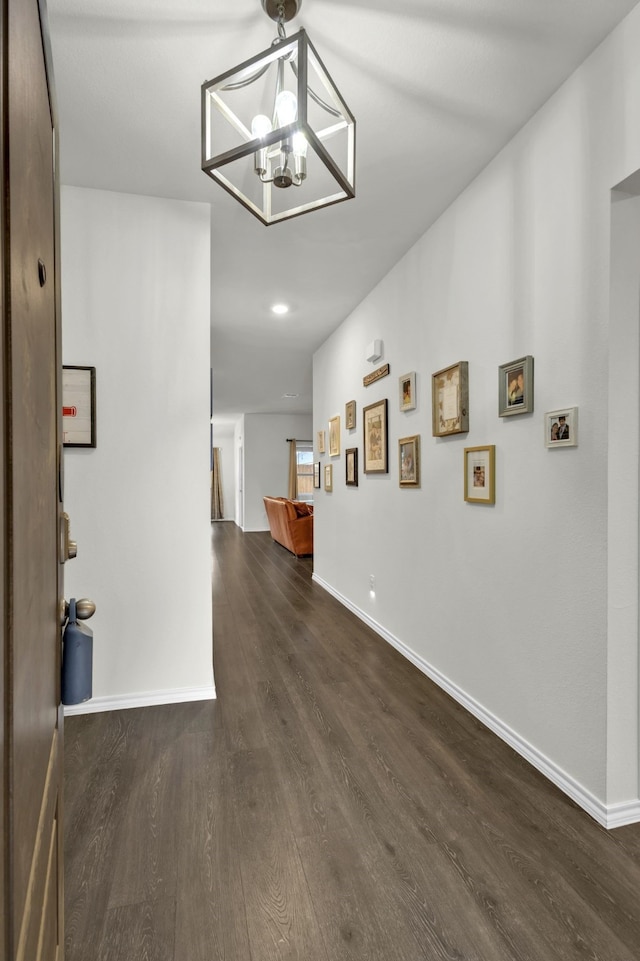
xmin=64 ymin=523 xmax=640 ymax=960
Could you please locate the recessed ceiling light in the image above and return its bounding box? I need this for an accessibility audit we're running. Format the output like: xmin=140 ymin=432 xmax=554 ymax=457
xmin=282 ymin=392 xmax=299 ymax=399
xmin=271 ymin=303 xmax=289 ymax=315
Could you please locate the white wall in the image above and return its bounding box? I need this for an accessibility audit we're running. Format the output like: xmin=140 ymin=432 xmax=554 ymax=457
xmin=61 ymin=186 xmax=215 ymax=710
xmin=242 ymin=413 xmax=313 ymax=530
xmin=313 ymin=5 xmax=640 ymax=826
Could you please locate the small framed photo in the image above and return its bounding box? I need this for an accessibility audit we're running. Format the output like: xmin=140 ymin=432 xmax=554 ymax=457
xmin=62 ymin=365 xmax=97 ymax=448
xmin=432 ymin=361 xmax=469 ymax=437
xmin=345 ymin=447 xmax=358 ymax=486
xmin=464 ymin=445 xmax=495 ymax=504
xmin=399 ymin=372 xmax=416 ymax=412
xmin=317 ymin=429 xmax=326 ymax=454
xmin=313 ymin=461 xmax=321 ymax=489
xmin=399 ymin=435 xmax=420 ymax=487
xmin=345 ymin=400 xmax=356 ymax=430
xmin=363 ymin=398 xmax=388 ymax=473
xmin=324 ymin=463 xmax=333 ymax=492
xmin=499 ymin=355 xmax=534 ymax=416
xmin=329 ymin=415 xmax=340 ymax=456
xmin=545 ymin=407 xmax=578 ymax=448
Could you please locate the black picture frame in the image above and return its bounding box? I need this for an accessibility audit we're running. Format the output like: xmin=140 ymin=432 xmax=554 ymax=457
xmin=62 ymin=365 xmax=96 ymax=448
xmin=345 ymin=448 xmax=358 ymax=486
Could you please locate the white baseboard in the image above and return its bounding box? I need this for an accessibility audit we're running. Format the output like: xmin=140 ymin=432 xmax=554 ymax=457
xmin=312 ymin=573 xmax=640 ymax=830
xmin=241 ymin=526 xmax=270 ymax=533
xmin=63 ymin=684 xmax=216 ymax=717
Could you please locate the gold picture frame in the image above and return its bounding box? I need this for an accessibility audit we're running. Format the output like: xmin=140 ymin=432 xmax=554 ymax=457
xmin=399 ymin=435 xmax=420 ymax=487
xmin=317 ymin=429 xmax=326 ymax=454
xmin=399 ymin=371 xmax=416 ymax=412
xmin=464 ymin=445 xmax=495 ymax=504
xmin=432 ymin=361 xmax=469 ymax=437
xmin=345 ymin=400 xmax=356 ymax=430
xmin=324 ymin=463 xmax=333 ymax=491
xmin=363 ymin=398 xmax=388 ymax=473
xmin=329 ymin=415 xmax=341 ymax=456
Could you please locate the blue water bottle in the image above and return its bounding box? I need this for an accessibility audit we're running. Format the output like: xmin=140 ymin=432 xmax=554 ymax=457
xmin=61 ymin=598 xmax=93 ymax=705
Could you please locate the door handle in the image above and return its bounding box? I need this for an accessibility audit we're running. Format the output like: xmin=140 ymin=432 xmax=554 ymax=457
xmin=60 ymin=598 xmax=96 ymax=624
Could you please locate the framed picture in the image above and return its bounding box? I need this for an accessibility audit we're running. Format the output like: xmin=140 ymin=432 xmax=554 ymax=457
xmin=324 ymin=463 xmax=333 ymax=492
xmin=62 ymin=365 xmax=96 ymax=448
xmin=345 ymin=448 xmax=358 ymax=486
xmin=317 ymin=429 xmax=326 ymax=454
xmin=345 ymin=400 xmax=356 ymax=430
xmin=464 ymin=445 xmax=495 ymax=504
xmin=399 ymin=435 xmax=420 ymax=487
xmin=313 ymin=461 xmax=321 ymax=488
xmin=432 ymin=361 xmax=469 ymax=437
xmin=329 ymin=415 xmax=341 ymax=456
xmin=363 ymin=398 xmax=388 ymax=473
xmin=499 ymin=355 xmax=534 ymax=416
xmin=399 ymin=371 xmax=416 ymax=412
xmin=545 ymin=407 xmax=578 ymax=448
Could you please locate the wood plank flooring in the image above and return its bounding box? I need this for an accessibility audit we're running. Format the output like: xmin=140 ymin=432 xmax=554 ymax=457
xmin=64 ymin=522 xmax=640 ymax=961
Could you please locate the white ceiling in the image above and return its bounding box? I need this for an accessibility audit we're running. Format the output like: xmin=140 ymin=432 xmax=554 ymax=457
xmin=48 ymin=0 xmax=639 ymax=426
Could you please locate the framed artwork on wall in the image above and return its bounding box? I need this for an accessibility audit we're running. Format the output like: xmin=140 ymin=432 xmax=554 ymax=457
xmin=399 ymin=371 xmax=416 ymax=412
xmin=363 ymin=398 xmax=388 ymax=473
xmin=464 ymin=445 xmax=495 ymax=504
xmin=545 ymin=407 xmax=578 ymax=448
xmin=324 ymin=463 xmax=333 ymax=492
xmin=62 ymin=365 xmax=97 ymax=448
xmin=345 ymin=400 xmax=356 ymax=430
xmin=432 ymin=361 xmax=469 ymax=437
xmin=314 ymin=461 xmax=321 ymax=488
xmin=499 ymin=355 xmax=534 ymax=416
xmin=329 ymin=415 xmax=341 ymax=456
xmin=317 ymin=429 xmax=326 ymax=454
xmin=399 ymin=435 xmax=420 ymax=487
xmin=345 ymin=447 xmax=358 ymax=486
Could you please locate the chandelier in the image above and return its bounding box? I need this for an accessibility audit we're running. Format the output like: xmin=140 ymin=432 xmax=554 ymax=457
xmin=201 ymin=0 xmax=356 ymax=226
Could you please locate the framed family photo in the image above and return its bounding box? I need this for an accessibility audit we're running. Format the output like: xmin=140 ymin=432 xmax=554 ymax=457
xmin=432 ymin=361 xmax=469 ymax=437
xmin=317 ymin=429 xmax=326 ymax=454
xmin=345 ymin=400 xmax=356 ymax=430
xmin=345 ymin=448 xmax=358 ymax=486
xmin=363 ymin=398 xmax=388 ymax=473
xmin=399 ymin=372 xmax=416 ymax=412
xmin=545 ymin=407 xmax=578 ymax=448
xmin=324 ymin=463 xmax=333 ymax=492
xmin=329 ymin=415 xmax=341 ymax=456
xmin=398 ymin=435 xmax=420 ymax=488
xmin=464 ymin=445 xmax=495 ymax=504
xmin=499 ymin=355 xmax=534 ymax=416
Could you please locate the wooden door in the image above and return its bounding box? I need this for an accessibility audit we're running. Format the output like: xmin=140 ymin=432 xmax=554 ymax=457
xmin=1 ymin=0 xmax=64 ymax=959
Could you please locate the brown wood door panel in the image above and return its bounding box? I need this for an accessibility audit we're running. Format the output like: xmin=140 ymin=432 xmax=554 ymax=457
xmin=3 ymin=0 xmax=63 ymax=958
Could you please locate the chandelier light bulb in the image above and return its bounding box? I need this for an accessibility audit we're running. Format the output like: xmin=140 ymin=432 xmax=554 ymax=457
xmin=275 ymin=89 xmax=297 ymax=126
xmin=251 ymin=114 xmax=272 ymax=139
xmin=292 ymin=132 xmax=308 ymax=157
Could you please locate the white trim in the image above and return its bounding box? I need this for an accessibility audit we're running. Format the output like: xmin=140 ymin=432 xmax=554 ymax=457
xmin=241 ymin=526 xmax=270 ymax=533
xmin=312 ymin=573 xmax=640 ymax=830
xmin=63 ymin=684 xmax=216 ymax=717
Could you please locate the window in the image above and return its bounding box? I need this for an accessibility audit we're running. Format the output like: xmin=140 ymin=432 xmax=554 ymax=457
xmin=296 ymin=443 xmax=314 ymax=502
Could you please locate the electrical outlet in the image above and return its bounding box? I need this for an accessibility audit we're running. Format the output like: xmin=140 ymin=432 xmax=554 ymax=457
xmin=369 ymin=574 xmax=375 ymax=591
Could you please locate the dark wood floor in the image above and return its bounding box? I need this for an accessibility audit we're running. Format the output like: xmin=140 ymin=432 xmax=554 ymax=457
xmin=64 ymin=522 xmax=640 ymax=961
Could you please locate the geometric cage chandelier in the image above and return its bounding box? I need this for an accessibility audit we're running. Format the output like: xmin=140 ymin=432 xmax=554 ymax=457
xmin=201 ymin=0 xmax=356 ymax=226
